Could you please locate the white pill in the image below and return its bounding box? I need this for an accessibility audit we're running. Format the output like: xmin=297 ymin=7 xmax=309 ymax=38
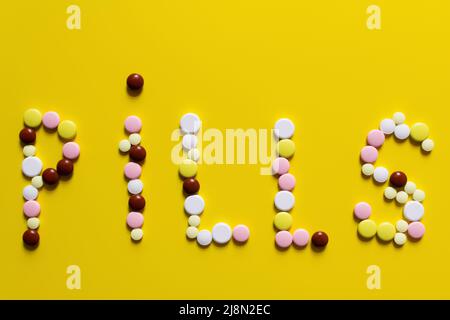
xmin=384 ymin=187 xmax=397 ymax=200
xmin=119 ymin=139 xmax=131 ymax=152
xmin=196 ymin=229 xmax=212 ymax=246
xmin=180 ymin=113 xmax=201 ymax=134
xmin=404 ymin=181 xmax=416 ymax=195
xmin=23 ymin=185 xmax=38 ymax=201
xmin=274 ymin=191 xmax=295 ymax=211
xmin=403 ymin=201 xmax=424 ymax=221
xmin=186 ymin=226 xmax=199 ymax=239
xmin=23 ymin=145 xmax=36 ymax=157
xmin=129 ymin=133 xmax=141 ymax=145
xmin=421 ymin=139 xmax=434 ymax=152
xmin=396 ymin=191 xmax=408 ymax=204
xmin=393 ymin=112 xmax=406 ymax=125
xmin=413 ymin=189 xmax=426 ymax=202
xmin=380 ymin=119 xmax=396 ymax=134
xmin=27 ymin=217 xmax=40 ymax=230
xmin=182 ymin=134 xmax=198 ymax=151
xmin=22 ymin=156 xmax=43 ymax=178
xmin=131 ymin=228 xmax=144 ymax=241
xmin=188 ymin=215 xmax=201 ymax=227
xmin=187 ymin=148 xmax=200 ymax=162
xmin=394 ymin=124 xmax=410 ymax=140
xmin=373 ymin=167 xmax=389 ymax=183
xmin=184 ymin=195 xmax=205 ymax=215
xmin=212 ymin=222 xmax=232 ymax=244
xmin=31 ymin=176 xmax=43 ymax=189
xmin=274 ymin=118 xmax=295 ymax=139
xmin=127 ymin=179 xmax=143 ymax=195
xmin=396 ymin=220 xmax=409 ymax=233
xmin=361 ymin=163 xmax=375 ymax=176
xmin=394 ymin=233 xmax=407 ymax=246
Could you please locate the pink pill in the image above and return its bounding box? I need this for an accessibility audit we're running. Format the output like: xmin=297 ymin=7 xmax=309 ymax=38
xmin=124 ymin=162 xmax=142 ymax=179
xmin=408 ymin=222 xmax=425 ymax=239
xmin=275 ymin=230 xmax=292 ymax=248
xmin=354 ymin=202 xmax=372 ymax=220
xmin=292 ymin=229 xmax=309 ymax=247
xmin=23 ymin=200 xmax=40 ymax=217
xmin=62 ymin=142 xmax=80 ymax=160
xmin=367 ymin=130 xmax=385 ymax=148
xmin=278 ymin=173 xmax=296 ymax=191
xmin=126 ymin=212 xmax=144 ymax=228
xmin=272 ymin=157 xmax=290 ymax=175
xmin=124 ymin=115 xmax=142 ymax=133
xmin=42 ymin=111 xmax=60 ymax=129
xmin=232 ymin=224 xmax=250 ymax=243
xmin=360 ymin=146 xmax=378 ymax=163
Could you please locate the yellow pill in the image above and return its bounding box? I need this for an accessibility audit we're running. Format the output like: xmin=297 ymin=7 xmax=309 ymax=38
xmin=273 ymin=212 xmax=293 ymax=230
xmin=179 ymin=159 xmax=198 ymax=178
xmin=276 ymin=139 xmax=295 ymax=158
xmin=57 ymin=120 xmax=77 ymax=140
xmin=23 ymin=108 xmax=42 ymax=128
xmin=377 ymin=222 xmax=396 ymax=241
xmin=357 ymin=219 xmax=377 ymax=238
xmin=410 ymin=123 xmax=429 ymax=142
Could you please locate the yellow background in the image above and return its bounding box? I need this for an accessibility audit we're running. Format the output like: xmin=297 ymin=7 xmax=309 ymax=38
xmin=1 ymin=1 xmax=449 ymax=299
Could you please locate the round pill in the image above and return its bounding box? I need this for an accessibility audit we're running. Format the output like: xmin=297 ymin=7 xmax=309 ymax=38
xmin=23 ymin=229 xmax=39 ymax=246
xmin=128 ymin=195 xmax=146 ymax=211
xmin=367 ymin=130 xmax=385 ymax=148
xmin=413 ymin=189 xmax=426 ymax=202
xmin=124 ymin=115 xmax=142 ymax=133
xmin=19 ymin=128 xmax=36 ymax=144
xmin=127 ymin=73 xmax=144 ymax=90
xmin=128 ymin=179 xmax=143 ymax=195
xmin=311 ymin=231 xmax=329 ymax=247
xmin=278 ymin=173 xmax=296 ymax=191
xmin=421 ymin=139 xmax=434 ymax=152
xmin=183 ymin=178 xmax=200 ymax=195
xmin=273 ymin=212 xmax=293 ymax=230
xmin=22 ymin=156 xmax=43 ymax=177
xmin=186 ymin=226 xmax=199 ymax=239
xmin=27 ymin=217 xmax=40 ymax=230
xmin=58 ymin=120 xmax=77 ymax=140
xmin=384 ymin=187 xmax=397 ymax=200
xmin=396 ymin=191 xmax=408 ymax=204
xmin=394 ymin=233 xmax=407 ymax=246
xmin=31 ymin=176 xmax=43 ymax=189
xmin=126 ymin=212 xmax=144 ymax=229
xmin=42 ymin=111 xmax=60 ymax=129
xmin=124 ymin=162 xmax=142 ymax=179
xmin=360 ymin=146 xmax=378 ymax=163
xmin=396 ymin=220 xmax=409 ymax=233
xmin=358 ymin=219 xmax=377 ymax=238
xmin=180 ymin=113 xmax=201 ymax=134
xmin=390 ymin=171 xmax=407 ymax=188
xmin=212 ymin=223 xmax=232 ymax=244
xmin=129 ymin=133 xmax=141 ymax=146
xmin=354 ymin=202 xmax=372 ymax=220
xmin=131 ymin=228 xmax=144 ymax=241
xmin=23 ymin=145 xmax=36 ymax=157
xmin=394 ymin=124 xmax=410 ymax=140
xmin=23 ymin=108 xmax=42 ymax=128
xmin=42 ymin=168 xmax=59 ymax=185
xmin=187 ymin=148 xmax=200 ymax=162
xmin=404 ymin=201 xmax=424 ymax=221
xmin=62 ymin=142 xmax=80 ymax=160
xmin=119 ymin=139 xmax=131 ymax=153
xmin=197 ymin=230 xmax=212 ymax=246
xmin=23 ymin=185 xmax=38 ymax=201
xmin=361 ymin=163 xmax=375 ymax=176
xmin=272 ymin=157 xmax=290 ymax=175
xmin=129 ymin=145 xmax=146 ymax=162
xmin=377 ymin=222 xmax=396 ymax=241
xmin=23 ymin=200 xmax=40 ymax=217
xmin=184 ymin=195 xmax=205 ymax=215
xmin=274 ymin=191 xmax=295 ymax=211
xmin=274 ymin=118 xmax=295 ymax=139
xmin=276 ymin=139 xmax=295 ymax=158
xmin=233 ymin=225 xmax=250 ymax=243
xmin=393 ymin=112 xmax=406 ymax=124
xmin=404 ymin=181 xmax=417 ymax=195
xmin=188 ymin=215 xmax=201 ymax=227
xmin=380 ymin=119 xmax=395 ymax=134
xmin=410 ymin=123 xmax=429 ymax=142
xmin=57 ymin=159 xmax=74 ymax=176
xmin=275 ymin=231 xmax=293 ymax=248
xmin=182 ymin=134 xmax=198 ymax=151
xmin=179 ymin=159 xmax=198 ymax=178
xmin=373 ymin=167 xmax=389 ymax=183
xmin=292 ymin=229 xmax=309 ymax=247
xmin=407 ymin=221 xmax=425 ymax=239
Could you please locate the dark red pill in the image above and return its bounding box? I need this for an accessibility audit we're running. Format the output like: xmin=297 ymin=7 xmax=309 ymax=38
xmin=311 ymin=231 xmax=329 ymax=248
xmin=19 ymin=128 xmax=36 ymax=144
xmin=183 ymin=178 xmax=200 ymax=195
xmin=129 ymin=195 xmax=146 ymax=211
xmin=390 ymin=171 xmax=407 ymax=188
xmin=23 ymin=229 xmax=39 ymax=246
xmin=129 ymin=145 xmax=146 ymax=162
xmin=42 ymin=168 xmax=59 ymax=185
xmin=127 ymin=73 xmax=144 ymax=90
xmin=57 ymin=159 xmax=74 ymax=176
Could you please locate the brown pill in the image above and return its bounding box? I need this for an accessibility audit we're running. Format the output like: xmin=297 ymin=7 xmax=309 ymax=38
xmin=129 ymin=195 xmax=146 ymax=211
xmin=23 ymin=229 xmax=39 ymax=246
xmin=42 ymin=168 xmax=59 ymax=185
xmin=57 ymin=159 xmax=74 ymax=176
xmin=183 ymin=178 xmax=200 ymax=195
xmin=311 ymin=231 xmax=329 ymax=248
xmin=129 ymin=145 xmax=146 ymax=162
xmin=19 ymin=128 xmax=36 ymax=144
xmin=390 ymin=171 xmax=407 ymax=188
xmin=127 ymin=73 xmax=144 ymax=90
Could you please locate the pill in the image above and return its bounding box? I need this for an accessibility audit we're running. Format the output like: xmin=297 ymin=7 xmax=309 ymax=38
xmin=27 ymin=217 xmax=40 ymax=230
xmin=396 ymin=191 xmax=408 ymax=204
xmin=58 ymin=120 xmax=77 ymax=140
xmin=373 ymin=167 xmax=389 ymax=183
xmin=403 ymin=201 xmax=424 ymax=221
xmin=188 ymin=215 xmax=201 ymax=227
xmin=186 ymin=226 xmax=199 ymax=239
xmin=394 ymin=233 xmax=407 ymax=246
xmin=127 ymin=73 xmax=144 ymax=90
xmin=23 ymin=200 xmax=40 ymax=217
xmin=276 ymin=139 xmax=295 ymax=158
xmin=183 ymin=178 xmax=200 ymax=195
xmin=23 ymin=229 xmax=39 ymax=246
xmin=292 ymin=229 xmax=309 ymax=247
xmin=358 ymin=219 xmax=377 ymax=238
xmin=124 ymin=115 xmax=142 ymax=133
xmin=272 ymin=157 xmax=290 ymax=175
xmin=124 ymin=162 xmax=142 ymax=179
xmin=413 ymin=189 xmax=425 ymax=202
xmin=23 ymin=108 xmax=42 ymax=128
xmin=275 ymin=231 xmax=292 ymax=248
xmin=42 ymin=168 xmax=59 ymax=185
xmin=421 ymin=139 xmax=434 ymax=152
xmin=311 ymin=231 xmax=329 ymax=247
xmin=233 ymin=225 xmax=250 ymax=243
xmin=212 ymin=223 xmax=232 ymax=244
xmin=273 ymin=212 xmax=293 ymax=230
xmin=23 ymin=185 xmax=38 ymax=201
xmin=23 ymin=145 xmax=36 ymax=157
xmin=407 ymin=221 xmax=425 ymax=239
xmin=390 ymin=171 xmax=407 ymax=188
xmin=126 ymin=212 xmax=144 ymax=228
xmin=187 ymin=148 xmax=200 ymax=162
xmin=410 ymin=123 xmax=429 ymax=142
xmin=404 ymin=181 xmax=416 ymax=195
xmin=129 ymin=133 xmax=141 ymax=146
xmin=119 ymin=139 xmax=131 ymax=153
xmin=278 ymin=173 xmax=296 ymax=191
xmin=184 ymin=195 xmax=205 ymax=215
xmin=274 ymin=190 xmax=295 ymax=211
xmin=180 ymin=113 xmax=201 ymax=134
xmin=367 ymin=130 xmax=385 ymax=148
xmin=274 ymin=118 xmax=295 ymax=139
xmin=380 ymin=119 xmax=395 ymax=134
xmin=354 ymin=202 xmax=372 ymax=220
xmin=182 ymin=134 xmax=198 ymax=151
xmin=396 ymin=220 xmax=409 ymax=233
xmin=128 ymin=195 xmax=146 ymax=211
xmin=384 ymin=187 xmax=397 ymax=200
xmin=394 ymin=124 xmax=410 ymax=140
xmin=393 ymin=112 xmax=406 ymax=124
xmin=22 ymin=156 xmax=43 ymax=177
xmin=42 ymin=111 xmax=60 ymax=129
xmin=131 ymin=228 xmax=144 ymax=241
xmin=179 ymin=159 xmax=198 ymax=178
xmin=129 ymin=145 xmax=147 ymax=162
xmin=62 ymin=142 xmax=80 ymax=160
xmin=127 ymin=179 xmax=144 ymax=195
xmin=196 ymin=229 xmax=212 ymax=246
xmin=377 ymin=222 xmax=396 ymax=241
xmin=360 ymin=146 xmax=378 ymax=163
xmin=19 ymin=128 xmax=36 ymax=144
xmin=31 ymin=176 xmax=43 ymax=189
xmin=361 ymin=163 xmax=375 ymax=176
xmin=57 ymin=159 xmax=74 ymax=176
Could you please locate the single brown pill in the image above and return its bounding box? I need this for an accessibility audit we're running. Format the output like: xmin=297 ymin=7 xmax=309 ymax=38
xmin=129 ymin=145 xmax=146 ymax=162
xmin=127 ymin=73 xmax=144 ymax=90
xmin=311 ymin=231 xmax=329 ymax=248
xmin=19 ymin=128 xmax=36 ymax=144
xmin=57 ymin=159 xmax=74 ymax=176
xmin=183 ymin=178 xmax=200 ymax=195
xmin=129 ymin=195 xmax=146 ymax=211
xmin=390 ymin=171 xmax=407 ymax=188
xmin=42 ymin=168 xmax=59 ymax=185
xmin=23 ymin=229 xmax=39 ymax=246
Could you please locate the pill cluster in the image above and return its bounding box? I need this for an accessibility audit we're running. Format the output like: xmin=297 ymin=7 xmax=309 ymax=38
xmin=119 ymin=115 xmax=147 ymax=241
xmin=20 ymin=108 xmax=80 ymax=247
xmin=272 ymin=119 xmax=329 ymax=249
xmin=178 ymin=113 xmax=250 ymax=246
xmin=356 ymin=112 xmax=433 ymax=246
